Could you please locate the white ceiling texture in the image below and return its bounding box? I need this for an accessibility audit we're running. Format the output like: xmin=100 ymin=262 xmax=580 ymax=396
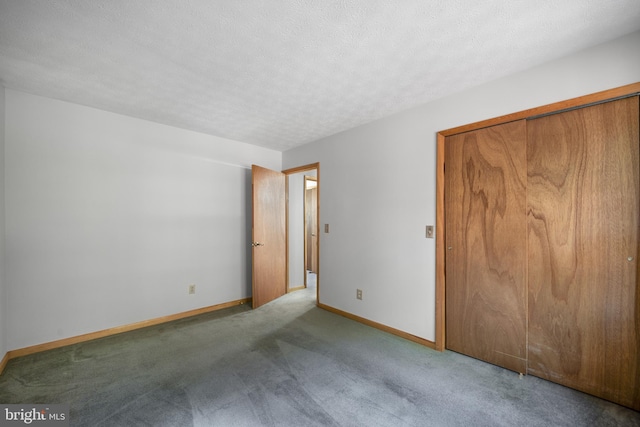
xmin=1 ymin=1 xmax=639 ymax=152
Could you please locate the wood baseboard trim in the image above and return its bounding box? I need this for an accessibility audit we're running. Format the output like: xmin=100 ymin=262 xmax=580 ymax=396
xmin=0 ymin=352 xmax=9 ymax=376
xmin=317 ymin=302 xmax=436 ymax=350
xmin=3 ymin=298 xmax=252 ymax=365
xmin=288 ymin=285 xmax=306 ymax=292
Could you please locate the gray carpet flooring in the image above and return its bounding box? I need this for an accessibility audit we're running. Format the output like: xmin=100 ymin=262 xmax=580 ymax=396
xmin=1 ymin=282 xmax=639 ymax=426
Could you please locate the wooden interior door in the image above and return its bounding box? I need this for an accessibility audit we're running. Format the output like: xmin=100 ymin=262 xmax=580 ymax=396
xmin=527 ymin=97 xmax=639 ymax=409
xmin=445 ymin=120 xmax=528 ymax=373
xmin=251 ymin=165 xmax=287 ymax=309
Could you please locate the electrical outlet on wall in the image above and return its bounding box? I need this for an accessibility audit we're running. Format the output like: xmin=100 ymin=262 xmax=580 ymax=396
xmin=188 ymin=284 xmax=196 ymax=295
xmin=356 ymin=289 xmax=362 ymax=300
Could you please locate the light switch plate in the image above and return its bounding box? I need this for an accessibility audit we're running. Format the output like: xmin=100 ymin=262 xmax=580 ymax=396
xmin=426 ymin=225 xmax=434 ymax=238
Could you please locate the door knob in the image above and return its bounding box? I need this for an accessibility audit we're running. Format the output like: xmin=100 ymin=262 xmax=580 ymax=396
xmin=252 ymin=242 xmax=264 ymax=247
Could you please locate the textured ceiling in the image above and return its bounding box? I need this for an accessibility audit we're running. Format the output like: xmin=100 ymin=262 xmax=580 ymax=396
xmin=1 ymin=1 xmax=639 ymax=152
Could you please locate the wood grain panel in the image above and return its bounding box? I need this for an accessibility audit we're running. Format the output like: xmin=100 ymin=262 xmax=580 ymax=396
xmin=436 ymin=83 xmax=640 ymax=354
xmin=252 ymin=165 xmax=287 ymax=308
xmin=527 ymin=97 xmax=639 ymax=410
xmin=445 ymin=120 xmax=528 ymax=373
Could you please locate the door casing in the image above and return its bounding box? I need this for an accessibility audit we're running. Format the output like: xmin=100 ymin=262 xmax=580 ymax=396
xmin=283 ymin=163 xmax=320 ymax=303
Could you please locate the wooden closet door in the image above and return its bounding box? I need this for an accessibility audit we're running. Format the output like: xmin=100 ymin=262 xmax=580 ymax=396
xmin=527 ymin=97 xmax=639 ymax=410
xmin=445 ymin=120 xmax=528 ymax=373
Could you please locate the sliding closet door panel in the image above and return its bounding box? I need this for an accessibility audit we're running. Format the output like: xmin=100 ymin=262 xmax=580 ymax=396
xmin=527 ymin=97 xmax=639 ymax=410
xmin=445 ymin=120 xmax=527 ymax=373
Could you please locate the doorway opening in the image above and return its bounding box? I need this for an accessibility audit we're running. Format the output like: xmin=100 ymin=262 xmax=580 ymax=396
xmin=304 ymin=176 xmax=318 ymax=290
xmin=283 ymin=163 xmax=320 ymax=303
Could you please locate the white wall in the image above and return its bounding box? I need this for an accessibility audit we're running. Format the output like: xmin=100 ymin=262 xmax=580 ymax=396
xmin=0 ymin=84 xmax=6 ymax=359
xmin=288 ymin=172 xmax=305 ymax=289
xmin=4 ymin=90 xmax=281 ymax=350
xmin=283 ymin=30 xmax=640 ymax=342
